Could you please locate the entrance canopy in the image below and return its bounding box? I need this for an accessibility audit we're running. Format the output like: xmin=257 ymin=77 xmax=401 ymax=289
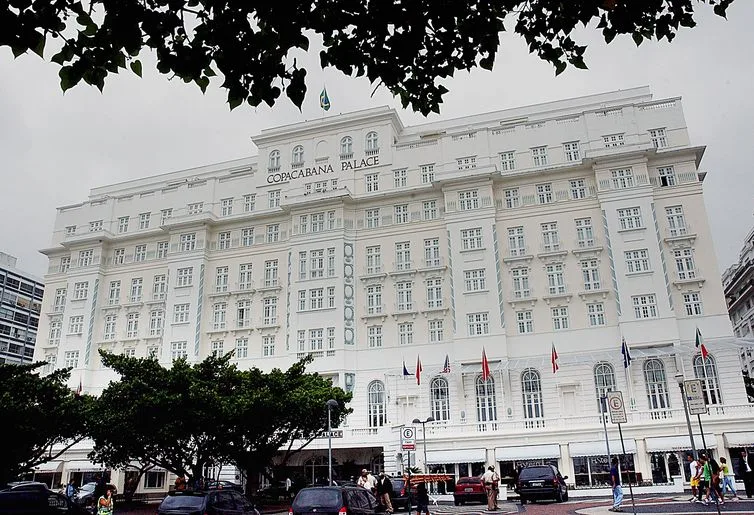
xmin=570 ymin=439 xmax=637 ymax=457
xmin=645 ymin=435 xmax=717 ymax=452
xmin=495 ymin=444 xmax=560 ymax=461
xmin=426 ymin=448 xmax=485 ymax=464
xmin=33 ymin=461 xmax=63 ymax=473
xmin=65 ymin=460 xmax=106 ymax=472
xmin=723 ymin=431 xmax=754 ymax=448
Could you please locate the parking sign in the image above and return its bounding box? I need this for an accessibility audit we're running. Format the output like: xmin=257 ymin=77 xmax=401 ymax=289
xmin=607 ymin=391 xmax=627 ymax=424
xmin=401 ymin=426 xmax=416 ymax=450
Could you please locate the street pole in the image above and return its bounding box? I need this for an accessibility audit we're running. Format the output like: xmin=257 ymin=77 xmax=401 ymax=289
xmin=675 ymin=374 xmax=697 ymax=460
xmin=600 ymin=395 xmax=612 ymax=460
xmin=326 ymin=399 xmax=338 ymax=486
xmin=412 ymin=417 xmax=435 ymax=472
xmin=617 ymin=423 xmax=637 ymax=515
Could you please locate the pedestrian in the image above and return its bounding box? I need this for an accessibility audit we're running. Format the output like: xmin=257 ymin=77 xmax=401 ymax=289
xmin=738 ymin=449 xmax=754 ymax=498
xmin=608 ymin=457 xmax=623 ymax=512
xmin=688 ymin=455 xmax=701 ymax=503
xmin=414 ymin=482 xmax=430 ymax=515
xmin=482 ymin=465 xmax=500 ymax=511
xmin=375 ymin=472 xmax=394 ymax=514
xmin=357 ymin=469 xmax=376 ymax=495
xmin=698 ymin=455 xmax=710 ymax=504
xmin=97 ymin=487 xmax=114 ymax=515
xmin=65 ymin=480 xmax=77 ymax=500
xmin=720 ymin=457 xmax=739 ymax=499
xmin=705 ymin=455 xmax=723 ymax=505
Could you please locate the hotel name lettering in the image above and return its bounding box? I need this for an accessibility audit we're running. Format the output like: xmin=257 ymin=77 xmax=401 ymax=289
xmin=266 ymin=156 xmax=380 ymax=184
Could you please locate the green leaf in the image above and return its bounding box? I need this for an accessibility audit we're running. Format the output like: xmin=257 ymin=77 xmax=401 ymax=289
xmin=554 ymin=61 xmax=567 ymax=76
xmin=203 ymin=67 xmax=216 ymax=77
xmin=11 ymin=46 xmax=25 ymax=58
xmin=59 ymin=67 xmax=80 ymax=92
xmin=632 ymin=32 xmax=643 ymax=46
xmin=130 ymin=60 xmax=142 ymax=77
xmin=571 ymin=55 xmax=588 ymax=70
xmin=228 ymin=95 xmax=243 ymax=110
xmin=32 ymin=34 xmax=45 ymax=58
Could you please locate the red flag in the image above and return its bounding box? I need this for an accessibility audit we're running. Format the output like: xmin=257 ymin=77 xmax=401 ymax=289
xmin=696 ymin=328 xmax=709 ymax=360
xmin=551 ymin=343 xmax=559 ymax=374
xmin=415 ymin=355 xmax=422 ymax=385
xmin=481 ymin=348 xmax=491 ymax=381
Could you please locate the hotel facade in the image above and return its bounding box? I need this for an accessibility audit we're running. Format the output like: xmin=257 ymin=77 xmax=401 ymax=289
xmin=34 ymin=86 xmax=754 ymax=493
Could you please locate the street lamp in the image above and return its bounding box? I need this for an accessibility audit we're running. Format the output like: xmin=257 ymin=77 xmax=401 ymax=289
xmin=674 ymin=373 xmax=698 ymax=460
xmin=412 ymin=416 xmax=435 ymax=472
xmin=326 ymin=399 xmax=339 ymax=485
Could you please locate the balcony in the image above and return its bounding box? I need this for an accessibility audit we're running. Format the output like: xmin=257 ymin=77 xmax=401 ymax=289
xmin=360 ymin=267 xmax=387 ymax=281
xmin=257 ymin=317 xmax=280 ymax=329
xmin=419 ymin=257 xmax=447 ymax=273
xmin=572 ymin=238 xmax=604 ymax=255
xmin=509 ymin=288 xmax=536 ymax=307
xmin=537 ymin=243 xmax=568 ymax=261
xmin=663 ymin=224 xmax=697 ymax=246
xmin=671 ymin=271 xmax=705 ymax=290
xmin=542 ymin=286 xmax=572 ymax=305
xmin=389 ymin=262 xmax=417 ymax=276
xmin=503 ymin=248 xmax=533 ymax=265
xmin=257 ymin=279 xmax=281 ymax=292
xmin=362 ymin=305 xmax=386 ymax=321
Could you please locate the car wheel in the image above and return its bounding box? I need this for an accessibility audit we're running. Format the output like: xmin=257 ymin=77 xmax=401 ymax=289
xmin=563 ymin=489 xmax=569 ymax=502
xmin=520 ymin=497 xmax=527 ymax=505
xmin=556 ymin=489 xmax=564 ymax=503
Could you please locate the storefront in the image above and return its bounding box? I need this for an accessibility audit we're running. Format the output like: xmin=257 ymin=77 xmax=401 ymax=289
xmin=32 ymin=461 xmax=63 ymax=489
xmin=64 ymin=460 xmax=109 ymax=487
xmin=426 ymin=448 xmax=486 ymax=479
xmin=495 ymin=444 xmax=560 ymax=486
xmin=569 ymin=440 xmax=637 ymax=487
xmin=645 ymin=434 xmax=716 ymax=485
xmin=723 ymin=431 xmax=754 ymax=480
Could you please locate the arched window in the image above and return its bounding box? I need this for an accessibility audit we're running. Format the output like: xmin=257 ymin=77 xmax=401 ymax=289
xmin=430 ymin=377 xmax=450 ymax=422
xmin=693 ymin=354 xmax=722 ymax=405
xmin=367 ymin=380 xmax=386 ymax=427
xmin=268 ymin=150 xmax=280 ymax=170
xmin=594 ymin=362 xmax=616 ymax=413
xmin=522 ymin=368 xmax=544 ymax=428
xmin=340 ymin=136 xmax=353 ymax=157
xmin=365 ymin=131 xmax=379 ymax=151
xmin=644 ymin=359 xmax=670 ymax=417
xmin=292 ymin=145 xmax=304 ymax=166
xmin=475 ymin=375 xmax=497 ymax=429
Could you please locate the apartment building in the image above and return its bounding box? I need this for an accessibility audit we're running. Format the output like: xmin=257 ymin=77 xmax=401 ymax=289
xmin=1 ymin=252 xmax=43 ymax=364
xmin=722 ymin=226 xmax=754 ymax=387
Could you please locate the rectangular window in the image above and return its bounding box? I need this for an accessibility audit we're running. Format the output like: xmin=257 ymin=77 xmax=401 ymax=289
xmin=458 ymin=190 xmax=479 ymax=211
xmin=398 ymin=322 xmax=414 ymax=345
xmin=683 ymin=292 xmax=703 ymax=316
xmin=244 ymin=194 xmax=256 ymax=212
xmin=511 ymin=268 xmax=530 ymax=299
xmin=64 ymin=350 xmax=79 ymax=368
xmin=263 ymin=335 xmax=275 ymax=356
xmin=570 ymin=178 xmax=587 ymax=199
xmin=429 ymin=319 xmax=444 ymax=343
xmin=241 ymin=227 xmax=254 ymax=247
xmin=213 ymin=302 xmax=227 ymax=330
xmin=217 ymin=231 xmax=231 ymax=250
xmin=632 ymin=294 xmax=658 ymax=319
xmin=367 ymin=285 xmax=383 ymax=314
xmin=130 ymin=278 xmax=143 ymax=302
xmin=328 ymin=210 xmax=336 ymax=230
xmin=464 ymin=269 xmax=486 ymax=292
xmin=48 ymin=320 xmax=63 ymax=345
xmin=617 ymin=207 xmax=643 ymax=230
xmin=299 ymin=214 xmax=308 ymax=235
xmin=139 ymin=212 xmax=151 ymax=229
xmin=173 ymin=304 xmax=190 ymax=323
xmin=508 ymin=226 xmax=526 ymax=256
xmin=368 ymin=326 xmax=383 ymax=348
xmin=309 ymin=328 xmax=324 ymax=351
xmin=298 ymin=251 xmax=308 ymax=280
xmin=603 ymin=133 xmax=625 ymax=147
xmin=236 ymin=337 xmax=248 ymax=358
xmin=59 ymin=256 xmax=71 ymax=273
xmin=658 ymin=166 xmax=676 ymax=187
xmin=504 ymin=188 xmax=519 ymax=208
xmin=65 ymin=225 xmax=76 ymax=236
xmin=73 ymin=281 xmax=89 ymax=300
xmin=394 ymin=204 xmax=409 ymax=224
xmin=457 ymin=156 xmax=477 ymax=170
xmin=366 ymin=246 xmax=382 ymax=274
xmin=171 ymin=341 xmax=187 ymax=360
xmin=263 ymin=297 xmax=277 ymax=325
xmin=89 ymin=220 xmax=103 ymax=232
xmin=517 ymin=311 xmax=534 ymax=334
xmin=311 ymin=212 xmax=325 ymax=232
xmin=113 ymin=248 xmax=125 ymax=265
xmin=552 ymin=307 xmax=569 ymax=330
xmin=420 ymin=164 xmax=435 ymax=184
xmin=424 ymin=238 xmax=440 ymax=267
xmin=117 ymin=216 xmax=129 ymax=234
xmin=327 ymin=247 xmax=336 ymax=277
xmin=426 ymin=278 xmax=443 ymax=308
xmin=564 ymin=141 xmax=580 ymax=162
xmin=611 ymin=168 xmax=634 ymax=189
xmin=546 ymin=263 xmax=566 ymax=295
xmin=239 ymin=263 xmax=252 ymax=290
xmin=104 ymin=315 xmax=117 ymax=341
xmin=68 ymin=316 xmax=84 ymax=335
xmin=327 ymin=286 xmax=336 ymax=308
xmin=327 ymin=326 xmax=336 ymax=349
xmin=215 ymin=266 xmax=229 ymax=292
xmin=666 ymin=206 xmax=687 ymax=236
xmin=531 ymin=146 xmax=548 ymax=166
xmin=147 ymin=346 xmax=158 ymax=358
xmin=625 ymin=249 xmax=651 ymax=273
xmin=266 ymin=224 xmax=280 ymax=243
xmin=310 ymin=288 xmax=324 ymax=310
xmin=179 ymin=233 xmax=196 ymax=252
xmin=366 ymin=208 xmax=380 ymax=229
xmin=78 ymin=249 xmax=94 ymax=267
xmin=149 ymin=310 xmax=164 ymax=336
xmin=422 ymin=200 xmax=437 ymax=220
xmin=152 ymin=274 xmax=167 ymax=300
xmin=108 ymin=281 xmax=121 ymax=305
xmin=394 ymin=169 xmax=407 ymax=188
xmin=575 ymin=218 xmax=594 ymax=247
xmin=395 ymin=242 xmax=411 ymax=271
xmin=187 ymin=202 xmax=203 ymax=214
xmin=160 ymin=208 xmax=172 ymax=225
xmin=674 ymin=248 xmax=697 ymax=279
xmin=461 ymin=227 xmax=483 ymax=250
xmin=134 ymin=244 xmax=147 ymax=262
xmin=649 ymin=128 xmax=668 ymax=148
xmin=53 ymin=288 xmax=67 ymax=312
xmin=176 ymin=267 xmax=193 ymax=287
xmin=397 ymin=281 xmax=413 ymax=311
xmin=587 ymin=303 xmax=606 ymax=326
xmin=268 ymin=189 xmax=281 ymax=208
xmin=541 ymin=222 xmax=560 ymax=252
xmin=536 ymin=183 xmax=553 ymax=204
xmin=126 ymin=312 xmax=139 ymax=338
xmin=365 ymin=173 xmax=379 ymax=192
xmin=467 ymin=312 xmax=489 ymax=336
xmin=264 ymin=260 xmax=278 ymax=287
xmin=310 ymin=249 xmax=325 ymax=278
xmin=157 ymin=241 xmax=169 ymax=259
xmin=237 ymin=300 xmax=251 ymax=328
xmin=581 ymin=259 xmax=601 ymax=291
xmin=500 ymin=151 xmax=515 ymax=171
xmin=221 ymin=198 xmax=233 ymax=216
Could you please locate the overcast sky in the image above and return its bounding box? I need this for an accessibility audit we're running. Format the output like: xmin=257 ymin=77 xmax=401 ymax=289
xmin=1 ymin=3 xmax=752 ymax=279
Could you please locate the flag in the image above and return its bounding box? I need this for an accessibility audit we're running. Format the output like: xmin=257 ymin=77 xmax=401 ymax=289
xmin=551 ymin=343 xmax=559 ymax=374
xmin=442 ymin=354 xmax=451 ymax=374
xmin=75 ymin=378 xmax=82 ymax=396
xmin=415 ymin=355 xmax=422 ymax=385
xmin=319 ymin=87 xmax=331 ymax=111
xmin=621 ymin=337 xmax=632 ymax=369
xmin=481 ymin=348 xmax=491 ymax=381
xmin=696 ymin=327 xmax=709 ymax=360
xmin=402 ymin=360 xmax=410 ymax=377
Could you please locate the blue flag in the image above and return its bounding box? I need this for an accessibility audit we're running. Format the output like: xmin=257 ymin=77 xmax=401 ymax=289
xmin=320 ymin=87 xmax=331 ymax=111
xmin=621 ymin=337 xmax=632 ymax=369
xmin=402 ymin=360 xmax=410 ymax=377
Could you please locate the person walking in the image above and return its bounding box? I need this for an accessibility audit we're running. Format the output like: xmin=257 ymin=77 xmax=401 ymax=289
xmin=688 ymin=455 xmax=701 ymax=502
xmin=414 ymin=482 xmax=430 ymax=515
xmin=375 ymin=472 xmax=394 ymax=514
xmin=738 ymin=449 xmax=754 ymax=498
xmin=97 ymin=487 xmax=114 ymax=515
xmin=720 ymin=457 xmax=739 ymax=500
xmin=705 ymin=455 xmax=724 ymax=505
xmin=357 ymin=469 xmax=377 ymax=495
xmin=608 ymin=457 xmax=624 ymax=512
xmin=65 ymin=480 xmax=77 ymax=500
xmin=482 ymin=466 xmax=499 ymax=511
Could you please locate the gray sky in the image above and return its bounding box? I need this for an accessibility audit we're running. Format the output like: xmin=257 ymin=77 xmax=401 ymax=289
xmin=1 ymin=3 xmax=752 ymax=279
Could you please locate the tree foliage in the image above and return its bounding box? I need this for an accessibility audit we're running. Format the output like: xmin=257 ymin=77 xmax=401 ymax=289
xmin=89 ymin=351 xmax=351 ymax=483
xmin=0 ymin=0 xmax=735 ymax=114
xmin=0 ymin=362 xmax=91 ymax=486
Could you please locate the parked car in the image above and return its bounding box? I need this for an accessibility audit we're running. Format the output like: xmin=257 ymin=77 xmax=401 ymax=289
xmin=515 ymin=465 xmax=568 ymax=504
xmin=72 ymin=482 xmax=116 ymax=509
xmin=1 ymin=482 xmax=50 ymax=492
xmin=157 ymin=490 xmax=259 ymax=515
xmin=291 ymin=486 xmax=384 ymax=515
xmin=205 ymin=480 xmax=244 ymax=493
xmin=453 ymin=477 xmax=486 ymax=506
xmin=389 ymin=477 xmax=414 ymax=511
xmin=0 ymin=488 xmax=90 ymax=514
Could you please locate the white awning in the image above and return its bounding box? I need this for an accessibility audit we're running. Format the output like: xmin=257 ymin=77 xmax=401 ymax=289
xmin=65 ymin=460 xmax=106 ymax=472
xmin=724 ymin=432 xmax=754 ymax=448
xmin=426 ymin=448 xmax=486 ymax=464
xmin=33 ymin=461 xmax=63 ymax=473
xmin=495 ymin=444 xmax=560 ymax=461
xmin=645 ymin=435 xmax=717 ymax=452
xmin=569 ymin=439 xmax=637 ymax=457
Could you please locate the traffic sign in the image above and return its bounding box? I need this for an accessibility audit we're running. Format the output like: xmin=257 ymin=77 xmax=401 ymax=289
xmin=317 ymin=430 xmax=343 ymax=439
xmin=607 ymin=391 xmax=627 ymax=424
xmin=401 ymin=426 xmax=416 ymax=450
xmin=684 ymin=379 xmax=708 ymax=415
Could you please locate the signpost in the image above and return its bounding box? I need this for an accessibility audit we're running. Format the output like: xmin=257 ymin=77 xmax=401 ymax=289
xmin=317 ymin=430 xmax=344 ymax=439
xmin=401 ymin=427 xmax=416 ymax=451
xmin=684 ymin=379 xmax=707 ymax=415
xmin=607 ymin=391 xmax=636 ymax=514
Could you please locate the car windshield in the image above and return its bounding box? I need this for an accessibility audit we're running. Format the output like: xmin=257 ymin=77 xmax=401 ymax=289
xmin=390 ymin=480 xmax=403 ymax=488
xmin=160 ymin=494 xmax=205 ymax=509
xmin=519 ymin=467 xmax=553 ymax=480
xmin=294 ymin=488 xmax=342 ymax=508
xmin=80 ymin=484 xmax=95 ymax=492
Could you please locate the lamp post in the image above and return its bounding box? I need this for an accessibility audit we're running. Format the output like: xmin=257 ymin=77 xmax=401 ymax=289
xmin=412 ymin=416 xmax=435 ymax=472
xmin=326 ymin=399 xmax=339 ymax=485
xmin=674 ymin=373 xmax=697 ymax=460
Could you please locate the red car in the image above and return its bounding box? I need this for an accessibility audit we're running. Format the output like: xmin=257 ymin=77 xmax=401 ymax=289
xmin=453 ymin=477 xmax=486 ymax=506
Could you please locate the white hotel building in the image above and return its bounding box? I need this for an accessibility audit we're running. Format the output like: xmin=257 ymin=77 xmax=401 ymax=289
xmin=35 ymin=86 xmax=754 ymax=492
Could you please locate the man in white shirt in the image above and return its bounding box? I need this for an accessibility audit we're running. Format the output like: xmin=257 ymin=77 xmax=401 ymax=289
xmin=481 ymin=466 xmax=500 ymax=511
xmin=357 ymin=469 xmax=376 ymax=494
xmin=688 ymin=455 xmax=701 ymax=502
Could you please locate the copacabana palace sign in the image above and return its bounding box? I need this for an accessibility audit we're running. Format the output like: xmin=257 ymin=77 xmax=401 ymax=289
xmin=266 ymin=155 xmax=380 ymax=184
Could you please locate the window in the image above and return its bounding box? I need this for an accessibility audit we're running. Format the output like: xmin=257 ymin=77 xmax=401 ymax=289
xmin=366 ymin=246 xmax=382 ymax=274
xmin=144 ymin=471 xmax=165 ymax=489
xmin=632 ymin=294 xmax=658 ymax=319
xmin=504 ymin=188 xmax=519 ymax=208
xmin=309 ymin=328 xmax=324 ymax=350
xmin=213 ymin=303 xmax=226 ymax=330
xmin=457 ymin=156 xmax=476 ymax=169
xmin=423 ymin=200 xmax=437 ymax=220
xmin=160 ymin=208 xmax=172 ymax=225
xmin=187 ymin=202 xmax=203 ymax=215
xmin=73 ymin=281 xmax=89 ymax=300
xmin=594 ymin=363 xmax=616 ymax=413
xmin=264 ymin=260 xmax=278 ymax=287
xmin=130 ymin=278 xmax=143 ymax=302
xmin=365 ymin=173 xmax=379 ymax=192
xmin=570 ymin=178 xmax=587 ymax=199
xmin=394 ymin=169 xmax=407 ymax=188
xmin=108 ymin=281 xmax=121 ymax=305
xmin=398 ymin=322 xmax=414 ymax=345
xmin=311 ymin=212 xmax=325 ymax=232
xmin=665 ymin=206 xmax=687 ymax=236
xmin=310 ymin=249 xmax=325 ymax=278
xmin=236 ymin=227 xmax=253 ymax=247
xmin=215 ymin=266 xmax=229 ymax=293
xmin=179 ymin=233 xmax=197 ymax=252
xmin=157 ymin=241 xmax=169 ymax=259
xmin=467 ymin=312 xmax=489 ymax=336
xmin=266 ymin=224 xmax=280 ymax=243
xmin=508 ymin=226 xmax=526 ymax=256
xmin=461 ymin=227 xmax=483 ymax=250
xmin=173 ymin=304 xmax=190 ymax=323
xmin=394 ymin=204 xmax=409 ymax=224
xmin=292 ymin=145 xmax=304 ymax=165
xmin=674 ymin=248 xmax=697 ymax=279
xmin=366 ymin=131 xmax=379 ymax=152
xmin=420 ymin=163 xmax=435 ymax=184
xmin=603 ymin=133 xmax=625 ymax=147
xmin=430 ymin=377 xmax=451 ymax=422
xmin=424 ymin=238 xmax=440 ymax=267
xmin=116 ymin=216 xmax=129 ymax=234
xmin=517 ymin=310 xmax=533 ymax=334
xmin=139 ymin=212 xmax=151 ymax=229
xmin=658 ymin=166 xmax=676 ymax=187
xmin=340 ymin=136 xmax=353 ymax=158
xmin=103 ymin=315 xmax=117 ymax=340
xmin=134 ymin=244 xmax=147 ymax=262
xmin=263 ymin=335 xmax=275 ymax=356
xmin=611 ymin=168 xmax=634 ymax=189
xmin=536 ymin=183 xmax=553 ymax=204
xmin=522 ymin=369 xmax=544 ymax=427
xmin=176 ymin=267 xmax=193 ymax=287
xmin=64 ymin=350 xmax=79 ymax=368
xmin=171 ymin=341 xmax=187 ymax=360
xmin=395 ymin=242 xmax=411 ymax=271
xmin=575 ymin=218 xmax=594 ymax=247
xmin=236 ymin=299 xmax=252 ymax=328
xmin=367 ymin=285 xmax=382 ymax=314
xmin=531 ymin=146 xmax=548 ymax=166
xmin=149 ymin=310 xmax=164 ymax=336
xmin=327 ymin=247 xmax=336 ymax=277
xmin=546 ymin=263 xmax=566 ymax=295
xmin=235 ymin=337 xmax=248 ymax=358
xmin=464 ymin=269 xmax=486 ymax=292
xmin=268 ymin=189 xmax=281 ymax=208
xmin=78 ymin=249 xmax=94 ymax=267
xmin=617 ymin=207 xmax=643 ymax=230
xmin=65 ymin=225 xmax=76 ymax=236
xmin=511 ymin=268 xmax=530 ymax=299
xmin=429 ymin=319 xmax=444 ymax=343
xmin=263 ymin=297 xmax=277 ymax=325
xmin=683 ymin=292 xmax=703 ymax=315
xmin=458 ymin=190 xmax=479 ymax=210
xmin=552 ymin=307 xmax=569 ymax=330
xmin=625 ymin=249 xmax=650 ymax=273
xmin=365 ymin=208 xmax=380 ymax=229
xmin=564 ymin=141 xmax=580 ymax=161
xmin=476 ymin=374 xmax=497 ymax=428
xmin=587 ymin=303 xmax=606 ymax=326
xmin=644 ymin=359 xmax=670 ymax=416
xmin=396 ymin=281 xmax=413 ymax=311
xmin=649 ymin=128 xmax=668 ymax=148
xmin=367 ymin=381 xmax=386 ymax=427
xmin=581 ymin=259 xmax=601 ymax=290
xmin=217 ymin=231 xmax=231 ymax=250
xmin=69 ymin=316 xmax=84 ymax=334
xmin=147 ymin=345 xmax=159 ymax=358
xmin=220 ymin=198 xmax=233 ymax=216
xmin=53 ymin=288 xmax=67 ymax=312
xmin=126 ymin=312 xmax=139 ymax=338
xmin=239 ymin=263 xmax=252 ymax=290
xmin=541 ymin=222 xmax=560 ymax=252
xmin=152 ymin=275 xmax=167 ymax=300
xmin=309 ymin=288 xmax=324 ymax=310
xmin=328 ymin=210 xmax=336 ymax=230
xmin=89 ymin=220 xmax=103 ymax=232
xmin=368 ymin=326 xmax=383 ymax=348
xmin=113 ymin=248 xmax=125 ymax=265
xmin=59 ymin=256 xmax=71 ymax=273
xmin=268 ymin=149 xmax=280 ymax=170
xmin=48 ymin=320 xmax=62 ymax=345
xmin=327 ymin=286 xmax=336 ymax=308
xmin=500 ymin=151 xmax=515 ymax=171
xmin=693 ymin=354 xmax=721 ymax=404
xmin=244 ymin=194 xmax=256 ymax=212
xmin=426 ymin=278 xmax=443 ymax=308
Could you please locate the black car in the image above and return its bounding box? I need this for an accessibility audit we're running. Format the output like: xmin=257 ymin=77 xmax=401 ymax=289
xmin=205 ymin=481 xmax=245 ymax=494
xmin=291 ymin=486 xmax=384 ymax=515
xmin=0 ymin=488 xmax=90 ymax=514
xmin=515 ymin=465 xmax=568 ymax=504
xmin=2 ymin=482 xmax=50 ymax=493
xmin=389 ymin=478 xmax=413 ymax=511
xmin=157 ymin=489 xmax=259 ymax=515
xmin=72 ymin=482 xmax=116 ymax=509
